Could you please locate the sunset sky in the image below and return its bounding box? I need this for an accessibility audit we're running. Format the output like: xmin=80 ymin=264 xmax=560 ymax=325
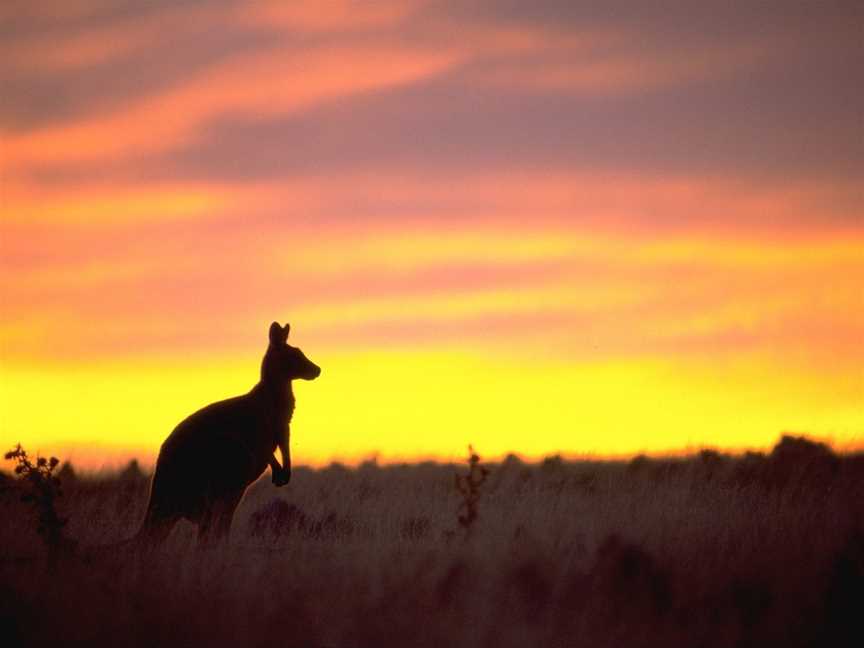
xmin=1 ymin=1 xmax=862 ymax=470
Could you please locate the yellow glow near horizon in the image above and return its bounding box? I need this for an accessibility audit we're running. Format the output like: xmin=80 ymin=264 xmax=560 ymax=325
xmin=2 ymin=350 xmax=861 ymax=471
xmin=2 ymin=219 xmax=861 ymax=469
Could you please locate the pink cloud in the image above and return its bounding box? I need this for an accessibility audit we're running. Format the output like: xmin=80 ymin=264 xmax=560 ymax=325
xmin=2 ymin=42 xmax=463 ymax=173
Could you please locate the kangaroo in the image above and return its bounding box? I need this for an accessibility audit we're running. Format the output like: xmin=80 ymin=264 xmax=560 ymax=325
xmin=135 ymin=321 xmax=320 ymax=546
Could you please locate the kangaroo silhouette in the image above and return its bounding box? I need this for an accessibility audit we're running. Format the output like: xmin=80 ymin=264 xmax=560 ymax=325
xmin=136 ymin=321 xmax=320 ymax=545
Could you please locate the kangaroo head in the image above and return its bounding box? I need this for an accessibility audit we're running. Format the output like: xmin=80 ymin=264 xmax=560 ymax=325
xmin=262 ymin=321 xmax=321 ymax=383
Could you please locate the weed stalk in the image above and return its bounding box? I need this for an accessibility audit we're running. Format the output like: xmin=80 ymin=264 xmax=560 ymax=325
xmin=455 ymin=444 xmax=489 ymax=539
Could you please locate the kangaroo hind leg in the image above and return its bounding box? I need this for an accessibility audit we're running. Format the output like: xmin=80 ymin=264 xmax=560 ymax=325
xmin=197 ymin=493 xmax=241 ymax=548
xmin=135 ymin=504 xmax=180 ymax=549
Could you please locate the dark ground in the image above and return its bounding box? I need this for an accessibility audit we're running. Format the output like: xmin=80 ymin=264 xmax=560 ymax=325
xmin=1 ymin=435 xmax=863 ymax=648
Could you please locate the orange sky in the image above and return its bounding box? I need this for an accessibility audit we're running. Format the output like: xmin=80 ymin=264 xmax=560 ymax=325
xmin=1 ymin=1 xmax=862 ymax=470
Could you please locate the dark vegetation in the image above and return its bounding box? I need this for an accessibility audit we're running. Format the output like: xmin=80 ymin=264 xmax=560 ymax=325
xmin=2 ymin=435 xmax=863 ymax=648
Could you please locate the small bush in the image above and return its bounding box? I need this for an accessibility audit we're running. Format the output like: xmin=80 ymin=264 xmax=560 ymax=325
xmin=248 ymin=499 xmax=354 ymax=540
xmin=4 ymin=443 xmax=76 ymax=556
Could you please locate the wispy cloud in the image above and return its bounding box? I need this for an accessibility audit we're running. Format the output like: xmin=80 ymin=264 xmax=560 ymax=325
xmin=2 ymin=43 xmax=462 ymax=173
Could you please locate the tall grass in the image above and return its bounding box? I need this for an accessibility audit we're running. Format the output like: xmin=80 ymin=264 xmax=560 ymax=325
xmin=1 ymin=435 xmax=862 ymax=648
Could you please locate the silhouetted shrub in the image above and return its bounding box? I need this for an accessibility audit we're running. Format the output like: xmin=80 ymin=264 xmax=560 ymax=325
xmin=248 ymin=499 xmax=354 ymax=540
xmin=767 ymin=434 xmax=839 ymax=492
xmin=56 ymin=462 xmax=78 ymax=487
xmin=248 ymin=499 xmax=310 ymax=538
xmin=501 ymin=453 xmax=523 ymax=469
xmin=627 ymin=455 xmax=685 ymax=482
xmin=628 ymin=453 xmax=650 ymax=474
xmin=118 ymin=459 xmax=147 ymax=483
xmin=696 ymin=448 xmax=726 ymax=481
xmin=541 ymin=454 xmax=564 ymax=472
xmin=4 ymin=444 xmax=75 ymax=556
xmin=731 ymin=451 xmax=768 ymax=487
xmin=314 ymin=511 xmax=355 ymax=539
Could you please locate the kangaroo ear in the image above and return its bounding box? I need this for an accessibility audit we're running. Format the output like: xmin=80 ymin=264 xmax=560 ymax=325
xmin=269 ymin=321 xmax=286 ymax=345
xmin=283 ymin=323 xmax=291 ymax=339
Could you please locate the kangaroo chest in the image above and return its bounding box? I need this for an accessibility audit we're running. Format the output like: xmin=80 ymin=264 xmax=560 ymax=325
xmin=248 ymin=382 xmax=295 ymax=456
xmin=274 ymin=395 xmax=295 ymax=428
xmin=266 ymin=389 xmax=295 ymax=433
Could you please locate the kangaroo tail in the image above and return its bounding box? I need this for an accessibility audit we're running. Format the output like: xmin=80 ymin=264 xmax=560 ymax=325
xmin=80 ymin=510 xmax=174 ymax=561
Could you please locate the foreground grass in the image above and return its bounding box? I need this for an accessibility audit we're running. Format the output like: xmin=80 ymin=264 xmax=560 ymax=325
xmin=1 ymin=436 xmax=863 ymax=647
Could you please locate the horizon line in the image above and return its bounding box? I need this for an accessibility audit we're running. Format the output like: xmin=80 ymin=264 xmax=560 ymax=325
xmin=4 ymin=433 xmax=863 ymax=476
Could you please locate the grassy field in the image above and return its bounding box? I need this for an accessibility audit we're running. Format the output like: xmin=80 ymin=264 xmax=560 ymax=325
xmin=2 ymin=435 xmax=863 ymax=648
